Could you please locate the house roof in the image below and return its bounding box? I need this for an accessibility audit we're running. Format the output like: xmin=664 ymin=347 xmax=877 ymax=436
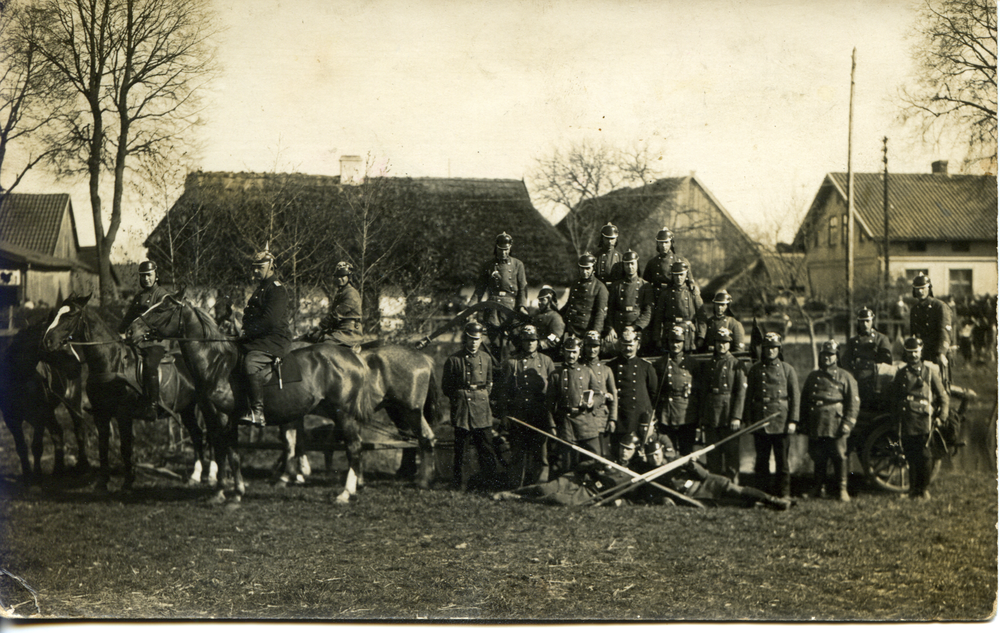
xmin=799 ymin=172 xmax=997 ymax=243
xmin=0 ymin=193 xmax=77 ymax=255
xmin=0 ymin=239 xmax=93 ymax=271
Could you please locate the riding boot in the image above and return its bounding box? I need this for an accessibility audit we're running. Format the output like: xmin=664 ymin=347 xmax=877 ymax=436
xmin=138 ymin=359 xmax=160 ymax=421
xmin=247 ymin=372 xmax=267 ymax=427
xmin=834 ymin=460 xmax=850 ymax=502
xmin=778 ymin=472 xmax=791 ymax=500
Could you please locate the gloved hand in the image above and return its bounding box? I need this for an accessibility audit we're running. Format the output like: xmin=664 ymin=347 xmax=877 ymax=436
xmin=786 ymin=422 xmax=797 ymax=435
xmin=729 ymin=418 xmax=741 ymax=432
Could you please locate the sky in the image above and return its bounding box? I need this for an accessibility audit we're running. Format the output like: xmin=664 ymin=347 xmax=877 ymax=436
xmin=11 ymin=0 xmax=984 ymax=258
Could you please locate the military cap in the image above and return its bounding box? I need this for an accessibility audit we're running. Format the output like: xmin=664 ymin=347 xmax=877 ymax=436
xmin=668 ymin=325 xmax=686 ymax=341
xmin=821 ymin=339 xmax=840 ymax=355
xmin=621 ymin=327 xmax=639 ymax=343
xmin=656 ymin=227 xmax=674 ymax=242
xmin=584 ymin=330 xmax=602 ymax=346
xmin=537 ymin=285 xmax=557 ymax=300
xmin=856 ymin=306 xmax=875 ymax=320
xmin=601 ymin=223 xmax=619 ymax=238
xmin=620 ymin=434 xmax=639 ymax=450
xmin=912 ymin=273 xmax=931 ymax=289
xmin=622 ymin=249 xmax=639 ymax=263
xmin=714 ymin=326 xmax=733 ymax=342
xmin=519 ymin=324 xmax=539 ymax=341
xmin=713 ymin=290 xmax=732 ymax=304
xmin=463 ymin=322 xmax=485 ymax=339
xmin=334 ymin=261 xmax=354 ymax=277
xmin=904 ymin=336 xmax=924 ymax=351
xmin=643 ymin=440 xmax=663 ymax=465
xmin=495 ymin=232 xmax=513 ymax=248
xmin=763 ymin=332 xmax=783 ymax=348
xmin=562 ymin=336 xmax=581 ymax=351
xmin=670 ymin=260 xmax=689 ymax=274
xmin=578 ymin=253 xmax=597 ymax=268
xmin=138 ymin=260 xmax=157 ymax=273
xmin=251 ymin=250 xmax=275 ymax=265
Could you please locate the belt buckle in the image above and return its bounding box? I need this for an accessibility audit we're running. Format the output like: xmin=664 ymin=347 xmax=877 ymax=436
xmin=497 ymin=291 xmax=507 ymax=297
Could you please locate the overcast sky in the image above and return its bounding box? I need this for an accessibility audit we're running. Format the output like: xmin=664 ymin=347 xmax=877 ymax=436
xmin=13 ymin=0 xmax=980 ymax=257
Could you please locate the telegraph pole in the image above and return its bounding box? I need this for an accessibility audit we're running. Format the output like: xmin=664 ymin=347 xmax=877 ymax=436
xmin=846 ymin=48 xmax=856 ymax=338
xmin=882 ymin=137 xmax=890 ymax=293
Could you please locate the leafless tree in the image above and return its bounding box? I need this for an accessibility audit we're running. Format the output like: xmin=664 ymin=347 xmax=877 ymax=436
xmin=30 ymin=0 xmax=217 ymax=304
xmin=901 ymin=0 xmax=997 ymax=170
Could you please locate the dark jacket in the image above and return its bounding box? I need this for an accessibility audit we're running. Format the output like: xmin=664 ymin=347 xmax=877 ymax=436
xmin=561 ymin=276 xmax=609 ymax=337
xmin=595 ymin=247 xmax=623 ymax=286
xmin=241 ymin=277 xmax=292 ymax=356
xmin=118 ymin=284 xmax=170 ymax=336
xmin=605 ymin=275 xmax=654 ymax=336
xmin=607 ymin=355 xmax=658 ymax=437
xmin=442 ymin=347 xmax=493 ymax=430
xmin=746 ymin=358 xmax=800 ymax=434
xmin=652 ymin=353 xmax=697 ymax=427
xmin=497 ymin=350 xmax=555 ymax=427
xmin=802 ymin=366 xmax=860 ymax=437
xmin=910 ymin=297 xmax=953 ymax=358
xmin=890 ymin=361 xmax=949 ymax=436
xmin=699 ymin=351 xmax=747 ymax=429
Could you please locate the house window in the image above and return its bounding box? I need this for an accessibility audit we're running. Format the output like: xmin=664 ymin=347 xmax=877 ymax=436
xmin=949 ymin=269 xmax=973 ymax=298
xmin=828 ymin=216 xmax=839 ymax=246
xmin=907 ymin=241 xmax=927 ymax=252
xmin=951 ymin=241 xmax=970 ymax=252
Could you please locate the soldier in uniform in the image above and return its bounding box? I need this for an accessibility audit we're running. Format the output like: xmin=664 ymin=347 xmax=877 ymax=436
xmin=642 ymin=227 xmax=692 ymax=306
xmin=696 ymin=290 xmax=746 ymax=353
xmin=606 ymin=327 xmax=658 ymax=462
xmin=561 ymin=253 xmax=609 ymax=340
xmin=470 ymin=232 xmax=529 ymax=348
xmin=840 ymin=306 xmax=893 ymax=411
xmin=801 ymin=340 xmax=860 ymax=502
xmin=909 ymin=274 xmax=953 ymax=383
xmin=698 ymin=326 xmax=747 ymax=481
xmin=532 ymin=285 xmax=565 ymax=359
xmin=746 ymin=332 xmax=800 ymax=499
xmin=314 ymin=261 xmax=363 ymax=346
xmin=647 ymin=325 xmax=698 ymax=456
xmin=118 ymin=260 xmax=170 ymax=420
xmin=547 ymin=336 xmax=605 ymax=471
xmin=237 ymin=250 xmax=292 ymax=427
xmin=496 ymin=325 xmax=556 ymax=487
xmin=603 ymin=250 xmax=653 ymax=355
xmin=442 ymin=322 xmax=501 ymax=492
xmin=890 ymin=337 xmax=949 ymax=500
xmin=581 ymin=330 xmax=617 ymax=458
xmin=650 ymin=260 xmax=702 ymax=353
xmin=594 ymin=222 xmax=624 ymax=286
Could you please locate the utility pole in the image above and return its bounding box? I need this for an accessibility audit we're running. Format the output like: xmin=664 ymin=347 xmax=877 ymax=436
xmin=846 ymin=48 xmax=856 ymax=339
xmin=882 ymin=137 xmax=890 ymax=296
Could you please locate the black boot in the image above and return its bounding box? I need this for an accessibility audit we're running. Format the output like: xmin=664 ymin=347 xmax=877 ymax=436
xmin=138 ymin=360 xmax=160 ymax=420
xmin=247 ymin=372 xmax=267 ymax=428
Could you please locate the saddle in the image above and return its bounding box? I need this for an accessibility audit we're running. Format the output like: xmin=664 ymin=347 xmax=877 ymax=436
xmin=261 ymin=353 xmax=304 ymax=389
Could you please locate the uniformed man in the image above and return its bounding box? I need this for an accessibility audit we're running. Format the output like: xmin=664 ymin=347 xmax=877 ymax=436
xmin=840 ymin=306 xmax=893 ymax=411
xmin=650 ymin=260 xmax=702 ymax=353
xmin=801 ymin=340 xmax=860 ymax=502
xmin=442 ymin=322 xmax=501 ymax=492
xmin=696 ymin=290 xmax=746 ymax=353
xmin=547 ymin=336 xmax=605 ymax=472
xmin=647 ymin=325 xmax=698 ymax=456
xmin=561 ymin=253 xmax=609 ymax=340
xmin=603 ymin=250 xmax=654 ymax=354
xmin=496 ymin=324 xmax=556 ymax=487
xmin=314 ymin=261 xmax=363 ymax=346
xmin=237 ymin=250 xmax=292 ymax=427
xmin=698 ymin=326 xmax=747 ymax=481
xmin=746 ymin=332 xmax=800 ymax=499
xmin=642 ymin=227 xmax=692 ymax=306
xmin=890 ymin=337 xmax=949 ymax=501
xmin=532 ymin=285 xmax=565 ymax=359
xmin=118 ymin=260 xmax=170 ymax=420
xmin=909 ymin=274 xmax=953 ymax=381
xmin=470 ymin=232 xmax=529 ymax=347
xmin=581 ymin=330 xmax=617 ymax=458
xmin=606 ymin=327 xmax=658 ymax=462
xmin=594 ymin=222 xmax=624 ymax=286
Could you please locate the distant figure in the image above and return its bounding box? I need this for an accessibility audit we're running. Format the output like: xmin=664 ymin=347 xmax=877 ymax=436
xmin=696 ymin=290 xmax=746 ymax=354
xmin=909 ymin=274 xmax=953 ymax=384
xmin=594 ymin=222 xmax=624 ymax=286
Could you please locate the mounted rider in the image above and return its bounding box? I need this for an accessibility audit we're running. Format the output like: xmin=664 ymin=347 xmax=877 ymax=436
xmin=118 ymin=260 xmax=170 ymax=421
xmin=314 ymin=261 xmax=363 ymax=346
xmin=236 ymin=249 xmax=292 ymax=427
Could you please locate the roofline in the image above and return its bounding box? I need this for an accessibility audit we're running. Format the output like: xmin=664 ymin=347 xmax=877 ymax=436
xmin=823 ymin=174 xmax=876 ymax=238
xmin=688 ymin=174 xmax=757 ymax=248
xmin=0 ymin=239 xmax=97 ymax=272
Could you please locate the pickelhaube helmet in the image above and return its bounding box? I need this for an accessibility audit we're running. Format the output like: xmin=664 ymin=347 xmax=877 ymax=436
xmin=519 ymin=324 xmax=539 ymax=341
xmin=463 ymin=322 xmax=485 ymax=339
xmin=763 ymin=332 xmax=783 ymax=348
xmin=622 ymin=249 xmax=639 ymax=263
xmin=495 ymin=232 xmax=513 ymax=248
xmin=562 ymin=336 xmax=581 ymax=351
xmin=584 ymin=330 xmax=602 ymax=347
xmin=601 ymin=222 xmax=619 ymax=238
xmin=715 ymin=326 xmax=733 ymax=342
xmin=821 ymin=339 xmax=840 ymax=355
xmin=578 ymin=253 xmax=597 ymax=268
xmin=643 ymin=440 xmax=664 ymax=466
xmin=251 ymin=250 xmax=275 ymax=265
xmin=856 ymin=306 xmax=875 ymax=320
xmin=656 ymin=227 xmax=674 ymax=242
xmin=713 ymin=290 xmax=732 ymax=304
xmin=912 ymin=273 xmax=931 ymax=289
xmin=334 ymin=261 xmax=354 ymax=277
xmin=537 ymin=285 xmax=557 ymax=301
xmin=138 ymin=260 xmax=157 ymax=273
xmin=670 ymin=261 xmax=689 ymax=274
xmin=668 ymin=325 xmax=686 ymax=341
xmin=904 ymin=336 xmax=924 ymax=351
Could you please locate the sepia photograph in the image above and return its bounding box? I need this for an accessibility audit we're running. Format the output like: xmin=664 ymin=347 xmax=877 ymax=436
xmin=0 ymin=0 xmax=996 ymax=622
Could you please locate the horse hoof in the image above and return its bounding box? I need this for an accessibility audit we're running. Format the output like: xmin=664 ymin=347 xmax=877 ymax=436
xmin=187 ymin=477 xmax=201 ymax=486
xmin=334 ymin=493 xmax=352 ymax=504
xmin=274 ymin=478 xmax=289 ymax=488
xmin=206 ymin=492 xmax=227 ymax=506
xmin=206 ymin=478 xmax=218 ymax=487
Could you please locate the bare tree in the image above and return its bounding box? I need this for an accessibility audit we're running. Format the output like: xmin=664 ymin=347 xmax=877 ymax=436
xmin=901 ymin=0 xmax=997 ymax=170
xmin=530 ymin=139 xmax=660 ymax=256
xmin=31 ymin=0 xmax=217 ymax=304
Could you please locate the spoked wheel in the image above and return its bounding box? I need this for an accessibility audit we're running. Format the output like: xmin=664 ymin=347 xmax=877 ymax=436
xmin=861 ymin=420 xmax=941 ymax=493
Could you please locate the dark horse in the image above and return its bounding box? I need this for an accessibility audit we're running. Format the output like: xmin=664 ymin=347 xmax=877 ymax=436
xmin=126 ymin=292 xmax=376 ymax=504
xmin=0 ymin=310 xmax=89 ymax=479
xmin=41 ymin=295 xmax=211 ymax=492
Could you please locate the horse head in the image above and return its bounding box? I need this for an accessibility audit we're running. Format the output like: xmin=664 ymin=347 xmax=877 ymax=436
xmin=42 ymin=294 xmax=92 ymax=353
xmin=127 ymin=291 xmax=186 ymax=344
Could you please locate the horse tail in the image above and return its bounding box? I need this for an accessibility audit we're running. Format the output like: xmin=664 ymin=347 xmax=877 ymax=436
xmin=424 ymin=363 xmax=442 ymax=428
xmin=348 ymin=353 xmax=377 ymax=426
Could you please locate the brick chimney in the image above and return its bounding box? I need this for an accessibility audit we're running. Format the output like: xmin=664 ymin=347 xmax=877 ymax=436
xmin=339 ymin=155 xmax=364 ymax=185
xmin=931 ymin=160 xmax=949 ymax=175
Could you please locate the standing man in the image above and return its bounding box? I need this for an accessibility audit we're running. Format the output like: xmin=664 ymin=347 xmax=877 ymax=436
xmin=840 ymin=306 xmax=893 ymax=412
xmin=594 ymin=222 xmax=624 ymax=286
xmin=581 ymin=330 xmax=617 ymax=458
xmin=642 ymin=227 xmax=692 ymax=306
xmin=237 ymin=250 xmax=292 ymax=427
xmin=118 ymin=260 xmax=170 ymax=420
xmin=547 ymin=336 xmax=604 ymax=472
xmin=890 ymin=337 xmax=949 ymax=501
xmin=696 ymin=290 xmax=746 ymax=353
xmin=532 ymin=285 xmax=565 ymax=359
xmin=648 ymin=325 xmax=698 ymax=456
xmin=909 ymin=274 xmax=953 ymax=384
xmin=606 ymin=327 xmax=658 ymax=462
xmin=470 ymin=232 xmax=529 ymax=348
xmin=603 ymin=250 xmax=654 ymax=354
xmin=496 ymin=325 xmax=556 ymax=487
xmin=698 ymin=326 xmax=747 ymax=481
xmin=315 ymin=261 xmax=363 ymax=346
xmin=561 ymin=253 xmax=609 ymax=340
xmin=746 ymin=332 xmax=800 ymax=499
xmin=442 ymin=322 xmax=501 ymax=492
xmin=802 ymin=340 xmax=860 ymax=502
xmin=651 ymin=261 xmax=702 ymax=354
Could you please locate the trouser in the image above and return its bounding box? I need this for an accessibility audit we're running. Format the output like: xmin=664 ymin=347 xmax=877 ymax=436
xmin=753 ymin=432 xmax=791 ymax=497
xmin=901 ymin=433 xmax=933 ymax=496
xmin=243 ymin=350 xmax=274 ymax=414
xmin=139 ymin=345 xmax=166 ymax=405
xmin=659 ymin=423 xmax=698 ymax=456
xmin=704 ymin=425 xmax=741 ymax=479
xmin=808 ymin=435 xmax=849 ymax=494
xmin=507 ymin=423 xmax=549 ymax=487
xmin=453 ymin=426 xmax=501 ymax=490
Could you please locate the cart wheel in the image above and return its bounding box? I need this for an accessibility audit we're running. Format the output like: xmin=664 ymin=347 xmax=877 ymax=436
xmin=862 ymin=421 xmax=942 ymax=493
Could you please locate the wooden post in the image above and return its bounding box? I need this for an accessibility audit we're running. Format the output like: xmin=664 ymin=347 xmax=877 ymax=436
xmin=846 ymin=48 xmax=856 ymax=339
xmin=882 ymin=137 xmax=891 ymax=298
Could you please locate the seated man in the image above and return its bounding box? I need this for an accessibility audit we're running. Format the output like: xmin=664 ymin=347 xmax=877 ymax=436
xmin=314 ymin=261 xmax=363 ymax=346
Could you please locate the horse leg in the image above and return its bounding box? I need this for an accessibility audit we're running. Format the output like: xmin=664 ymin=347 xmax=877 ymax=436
xmin=94 ymin=412 xmax=113 ymax=493
xmin=43 ymin=406 xmax=67 ymax=475
xmin=275 ymin=424 xmax=298 ymax=486
xmin=227 ymin=423 xmax=246 ymax=503
xmin=3 ymin=415 xmax=33 ymax=479
xmin=180 ymin=406 xmax=206 ymax=485
xmin=335 ymin=419 xmax=362 ymax=504
xmin=119 ymin=416 xmax=135 ymax=491
xmin=203 ymin=408 xmax=231 ymax=505
xmin=68 ymin=406 xmax=90 ymax=471
xmin=296 ymin=426 xmax=310 ymax=481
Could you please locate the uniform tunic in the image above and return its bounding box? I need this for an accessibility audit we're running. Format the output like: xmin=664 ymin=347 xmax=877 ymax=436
xmin=642 ymin=251 xmax=692 ymax=291
xmin=442 ymin=348 xmax=493 ymax=431
xmin=840 ymin=329 xmax=892 ymax=405
xmin=595 ymin=247 xmax=623 ymax=286
xmin=497 ymin=350 xmax=555 ymax=427
xmin=241 ymin=278 xmax=292 ymax=356
xmin=652 ymin=354 xmax=697 ymax=428
xmin=802 ymin=366 xmax=860 ymax=438
xmin=547 ymin=362 xmax=606 ymax=441
xmin=699 ymin=351 xmax=747 ymax=429
xmin=607 ymin=355 xmax=658 ymax=438
xmin=695 ymin=308 xmax=746 ymax=353
xmin=605 ymin=276 xmax=654 ymax=336
xmin=651 ymin=280 xmax=702 ymax=350
xmin=319 ymin=283 xmax=363 ymax=342
xmin=561 ymin=276 xmax=609 ymax=338
xmin=473 ymin=256 xmax=528 ymax=313
xmin=118 ymin=284 xmax=170 ymax=341
xmin=890 ymin=361 xmax=949 ymax=436
xmin=532 ymin=309 xmax=566 ymax=353
xmin=746 ymin=359 xmax=800 ymax=434
xmin=584 ymin=358 xmax=618 ymax=432
xmin=910 ymin=297 xmax=953 ymax=360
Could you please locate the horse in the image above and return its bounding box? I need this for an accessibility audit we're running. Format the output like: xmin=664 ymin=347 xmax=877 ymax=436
xmin=125 ymin=291 xmax=376 ymax=504
xmin=40 ymin=294 xmax=213 ymax=492
xmin=0 ymin=310 xmax=90 ymax=480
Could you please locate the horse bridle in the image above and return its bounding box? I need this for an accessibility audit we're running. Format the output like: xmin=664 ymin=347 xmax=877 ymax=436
xmin=135 ymin=299 xmax=183 ymax=342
